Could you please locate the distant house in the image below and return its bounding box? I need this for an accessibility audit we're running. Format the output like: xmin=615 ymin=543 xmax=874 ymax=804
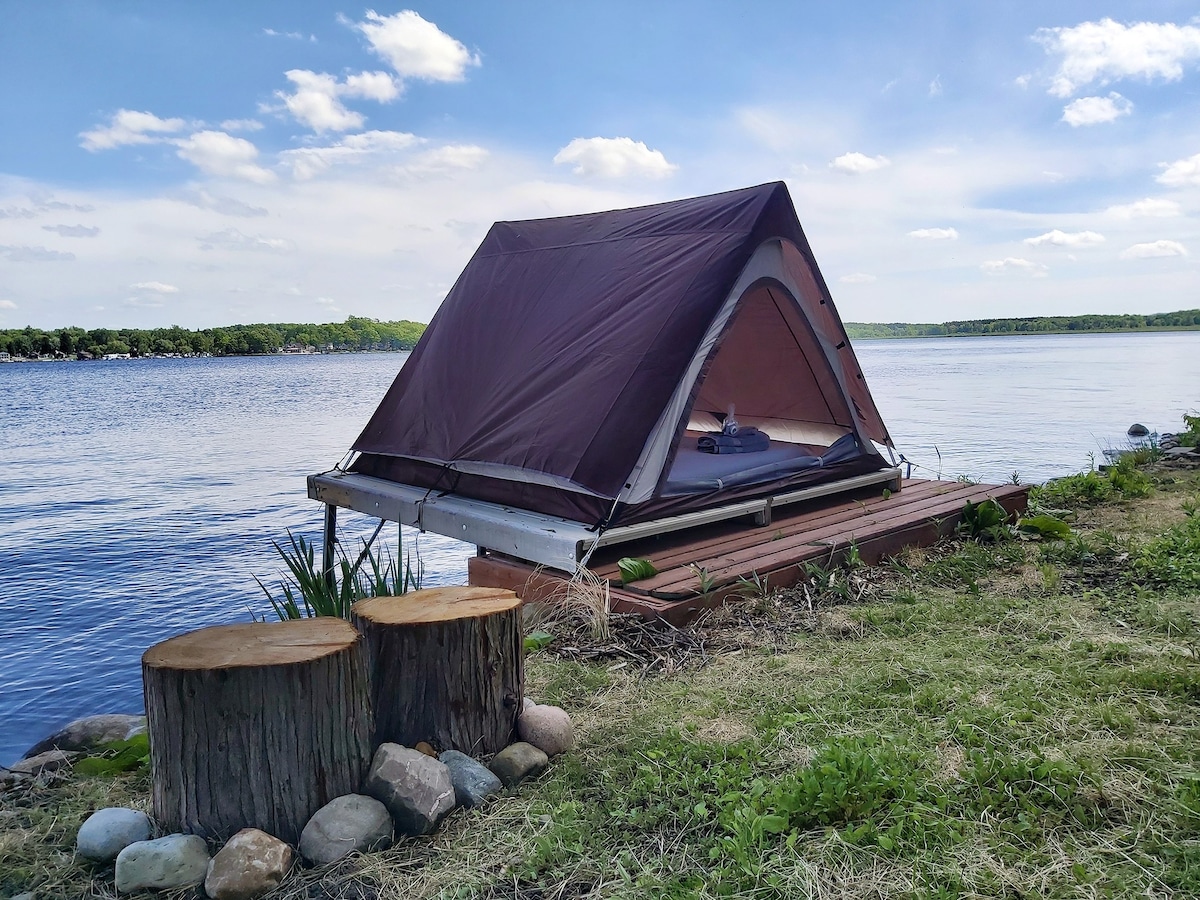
xmin=0 ymin=351 xmax=11 ymax=361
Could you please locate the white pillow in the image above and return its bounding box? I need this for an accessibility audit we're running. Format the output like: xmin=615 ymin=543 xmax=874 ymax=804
xmin=686 ymin=410 xmax=723 ymax=432
xmin=739 ymin=417 xmax=850 ymax=447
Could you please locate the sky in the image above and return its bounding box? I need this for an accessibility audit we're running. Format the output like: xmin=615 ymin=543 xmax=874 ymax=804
xmin=2 ymin=1 xmax=1200 ymax=330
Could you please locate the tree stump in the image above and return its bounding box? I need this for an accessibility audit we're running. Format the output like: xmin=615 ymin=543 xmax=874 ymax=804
xmin=351 ymin=586 xmax=524 ymax=755
xmin=142 ymin=618 xmax=372 ymax=844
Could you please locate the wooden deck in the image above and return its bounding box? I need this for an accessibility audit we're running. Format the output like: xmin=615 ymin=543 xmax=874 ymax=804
xmin=468 ymin=478 xmax=1030 ymax=624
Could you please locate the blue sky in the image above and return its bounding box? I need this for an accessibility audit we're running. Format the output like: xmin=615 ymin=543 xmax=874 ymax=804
xmin=2 ymin=2 xmax=1199 ymax=329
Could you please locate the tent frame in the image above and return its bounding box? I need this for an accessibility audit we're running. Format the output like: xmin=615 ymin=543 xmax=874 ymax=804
xmin=309 ymin=467 xmax=901 ymax=574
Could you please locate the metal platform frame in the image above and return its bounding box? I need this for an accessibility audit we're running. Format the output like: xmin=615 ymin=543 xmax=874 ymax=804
xmin=308 ymin=467 xmax=902 ymax=574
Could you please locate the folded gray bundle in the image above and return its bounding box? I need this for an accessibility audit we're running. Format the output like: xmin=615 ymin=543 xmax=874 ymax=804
xmin=697 ymin=427 xmax=770 ymax=454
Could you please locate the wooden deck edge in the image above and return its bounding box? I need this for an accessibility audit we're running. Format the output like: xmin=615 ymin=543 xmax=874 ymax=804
xmin=468 ymin=482 xmax=1031 ymax=624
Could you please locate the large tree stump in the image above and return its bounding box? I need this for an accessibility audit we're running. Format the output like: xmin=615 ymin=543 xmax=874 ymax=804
xmin=351 ymin=587 xmax=524 ymax=755
xmin=142 ymin=618 xmax=372 ymax=844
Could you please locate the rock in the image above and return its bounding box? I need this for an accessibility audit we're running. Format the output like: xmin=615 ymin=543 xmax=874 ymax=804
xmin=439 ymin=750 xmax=503 ymax=809
xmin=517 ymin=704 xmax=576 ymax=756
xmin=1164 ymin=446 xmax=1200 ymax=459
xmin=24 ymin=714 xmax=146 ymax=757
xmin=114 ymin=834 xmax=209 ymax=893
xmin=488 ymin=742 xmax=549 ymax=788
xmin=10 ymin=893 xmax=35 ymax=900
xmin=522 ymin=696 xmax=536 ymax=712
xmin=363 ymin=744 xmax=455 ymax=837
xmin=9 ymin=748 xmax=80 ymax=776
xmin=205 ymin=828 xmax=292 ymax=900
xmin=414 ymin=741 xmax=438 ymax=757
xmin=1128 ymin=423 xmax=1150 ymax=437
xmin=299 ymin=794 xmax=393 ymax=866
xmin=77 ymin=807 xmax=153 ymax=862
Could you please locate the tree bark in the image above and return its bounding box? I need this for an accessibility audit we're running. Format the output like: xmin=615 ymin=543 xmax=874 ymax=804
xmin=351 ymin=587 xmax=524 ymax=756
xmin=142 ymin=617 xmax=372 ymax=844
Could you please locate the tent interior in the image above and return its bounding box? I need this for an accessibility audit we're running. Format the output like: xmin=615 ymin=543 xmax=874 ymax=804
xmin=666 ymin=280 xmax=862 ymax=497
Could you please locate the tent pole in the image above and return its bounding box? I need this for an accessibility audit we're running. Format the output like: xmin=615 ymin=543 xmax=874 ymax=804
xmin=322 ymin=503 xmax=338 ymax=593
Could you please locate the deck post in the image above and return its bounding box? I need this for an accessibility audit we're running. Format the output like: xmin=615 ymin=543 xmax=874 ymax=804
xmin=322 ymin=502 xmax=338 ymax=592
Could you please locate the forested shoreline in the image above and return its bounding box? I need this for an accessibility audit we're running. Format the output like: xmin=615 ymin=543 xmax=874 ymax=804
xmin=845 ymin=308 xmax=1200 ymax=339
xmin=4 ymin=307 xmax=1200 ymax=361
xmin=0 ymin=316 xmax=426 ymax=360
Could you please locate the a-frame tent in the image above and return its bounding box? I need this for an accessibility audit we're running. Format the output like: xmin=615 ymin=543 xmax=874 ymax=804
xmin=312 ymin=182 xmax=899 ymax=570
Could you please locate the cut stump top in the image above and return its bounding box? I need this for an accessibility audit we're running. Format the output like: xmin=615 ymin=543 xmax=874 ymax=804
xmin=352 ymin=586 xmax=520 ymax=625
xmin=142 ymin=617 xmax=360 ymax=670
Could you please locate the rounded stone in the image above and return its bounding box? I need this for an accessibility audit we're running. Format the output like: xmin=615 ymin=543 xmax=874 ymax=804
xmin=24 ymin=714 xmax=146 ymax=757
xmin=115 ymin=834 xmax=209 ymax=893
xmin=76 ymin=807 xmax=153 ymax=863
xmin=299 ymin=794 xmax=393 ymax=866
xmin=517 ymin=703 xmax=576 ymax=756
xmin=205 ymin=827 xmax=293 ymax=900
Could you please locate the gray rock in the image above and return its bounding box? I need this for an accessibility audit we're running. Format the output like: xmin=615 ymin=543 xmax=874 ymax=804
xmin=24 ymin=714 xmax=146 ymax=757
xmin=488 ymin=742 xmax=549 ymax=788
xmin=364 ymin=743 xmax=456 ymax=837
xmin=114 ymin=834 xmax=209 ymax=893
xmin=299 ymin=794 xmax=393 ymax=866
xmin=10 ymin=748 xmax=80 ymax=776
xmin=77 ymin=807 xmax=153 ymax=862
xmin=439 ymin=750 xmax=503 ymax=808
xmin=10 ymin=893 xmax=35 ymax=900
xmin=517 ymin=704 xmax=576 ymax=756
xmin=1164 ymin=446 xmax=1199 ymax=458
xmin=205 ymin=828 xmax=293 ymax=900
xmin=1128 ymin=423 xmax=1150 ymax=437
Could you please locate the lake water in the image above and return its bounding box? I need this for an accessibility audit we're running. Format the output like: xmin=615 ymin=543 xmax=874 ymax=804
xmin=2 ymin=332 xmax=1198 ymax=764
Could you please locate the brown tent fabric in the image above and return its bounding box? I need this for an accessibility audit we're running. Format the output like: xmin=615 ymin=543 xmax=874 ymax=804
xmin=351 ymin=182 xmax=893 ymax=527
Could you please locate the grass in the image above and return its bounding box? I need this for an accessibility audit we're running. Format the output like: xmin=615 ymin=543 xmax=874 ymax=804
xmin=4 ymin=464 xmax=1199 ymax=899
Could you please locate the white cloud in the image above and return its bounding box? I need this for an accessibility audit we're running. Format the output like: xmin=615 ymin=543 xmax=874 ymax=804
xmin=830 ymin=152 xmax=891 ymax=174
xmin=1157 ymin=152 xmax=1200 ymax=187
xmin=183 ymin=190 xmax=268 ymax=218
xmin=198 ymin=228 xmax=292 ymax=253
xmin=1119 ymin=240 xmax=1188 ymax=259
xmin=343 ymin=71 xmax=402 ymax=102
xmin=1105 ymin=197 xmax=1182 ymax=218
xmin=263 ymin=28 xmax=308 ymax=41
xmin=928 ymin=76 xmax=943 ymax=97
xmin=355 ymin=10 xmax=480 ymax=82
xmin=553 ymin=137 xmax=677 ymax=179
xmin=130 ymin=281 xmax=180 ymax=294
xmin=274 ymin=69 xmax=401 ymax=133
xmin=174 ymin=131 xmax=276 ymax=184
xmin=839 ymin=273 xmax=877 ymax=284
xmin=907 ymin=227 xmax=958 ymax=240
xmin=1023 ymin=229 xmax=1106 ymax=248
xmin=280 ymin=130 xmax=419 ymax=180
xmin=403 ymin=144 xmax=490 ymax=174
xmin=276 ymin=70 xmax=365 ymax=133
xmin=0 ymin=245 xmax=76 ymax=262
xmin=122 ymin=296 xmax=165 ymax=309
xmin=219 ymin=118 xmax=263 ymax=132
xmin=980 ymin=257 xmax=1049 ymax=277
xmin=80 ymin=109 xmax=187 ymax=151
xmin=1036 ymin=18 xmax=1200 ymax=97
xmin=0 ymin=300 xmax=17 ymax=309
xmin=42 ymin=224 xmax=100 ymax=238
xmin=1061 ymin=92 xmax=1133 ymax=126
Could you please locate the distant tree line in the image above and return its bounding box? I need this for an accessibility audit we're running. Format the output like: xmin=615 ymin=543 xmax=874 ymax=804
xmin=0 ymin=316 xmax=427 ymax=359
xmin=845 ymin=309 xmax=1200 ymax=340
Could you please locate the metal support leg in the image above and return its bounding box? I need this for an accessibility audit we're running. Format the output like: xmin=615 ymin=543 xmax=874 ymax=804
xmin=322 ymin=503 xmax=338 ymax=593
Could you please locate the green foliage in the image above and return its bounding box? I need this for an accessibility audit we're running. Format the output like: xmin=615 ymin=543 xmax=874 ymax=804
xmin=256 ymin=528 xmax=421 ymax=620
xmin=1176 ymin=412 xmax=1200 ymax=447
xmin=957 ymin=498 xmax=1011 ymax=542
xmin=0 ymin=316 xmax=425 ymax=359
xmin=1033 ymin=455 xmax=1152 ymax=510
xmin=686 ymin=563 xmax=716 ymax=595
xmin=1132 ymin=516 xmax=1200 ymax=588
xmin=1017 ymin=514 xmax=1073 ymax=539
xmin=524 ymin=630 xmax=555 ymax=653
xmin=844 ymin=309 xmax=1200 ymax=340
xmin=74 ymin=734 xmax=150 ymax=777
xmin=617 ymin=557 xmax=658 ymax=585
xmin=734 ymin=570 xmax=771 ymax=601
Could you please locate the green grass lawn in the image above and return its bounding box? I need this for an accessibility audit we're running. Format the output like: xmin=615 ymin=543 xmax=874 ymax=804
xmin=4 ymin=462 xmax=1199 ymax=899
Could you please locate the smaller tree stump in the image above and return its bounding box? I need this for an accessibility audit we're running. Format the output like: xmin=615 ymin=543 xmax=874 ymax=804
xmin=351 ymin=587 xmax=524 ymax=755
xmin=142 ymin=618 xmax=372 ymax=844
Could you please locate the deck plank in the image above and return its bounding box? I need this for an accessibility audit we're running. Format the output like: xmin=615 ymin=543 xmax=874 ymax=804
xmin=469 ymin=478 xmax=1029 ymax=623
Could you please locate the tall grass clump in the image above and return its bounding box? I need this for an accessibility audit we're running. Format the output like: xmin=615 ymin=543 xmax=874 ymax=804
xmin=256 ymin=527 xmax=422 ymax=620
